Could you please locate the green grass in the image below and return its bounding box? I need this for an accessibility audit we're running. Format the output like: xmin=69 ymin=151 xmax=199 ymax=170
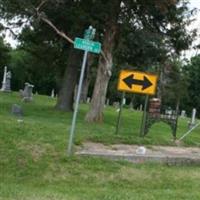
xmin=1 ymin=92 xmax=200 ymax=200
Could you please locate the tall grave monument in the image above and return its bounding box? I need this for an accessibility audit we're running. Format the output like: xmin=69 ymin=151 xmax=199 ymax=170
xmin=1 ymin=66 xmax=12 ymax=92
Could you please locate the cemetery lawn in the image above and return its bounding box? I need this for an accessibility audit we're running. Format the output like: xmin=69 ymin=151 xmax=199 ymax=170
xmin=1 ymin=92 xmax=200 ymax=200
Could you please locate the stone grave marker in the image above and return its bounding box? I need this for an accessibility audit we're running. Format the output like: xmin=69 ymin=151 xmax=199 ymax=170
xmin=11 ymin=104 xmax=23 ymax=117
xmin=189 ymin=108 xmax=197 ymax=129
xmin=20 ymin=82 xmax=34 ymax=102
xmin=51 ymin=89 xmax=55 ymax=98
xmin=87 ymin=97 xmax=91 ymax=103
xmin=180 ymin=110 xmax=186 ymax=118
xmin=122 ymin=98 xmax=126 ymax=105
xmin=1 ymin=66 xmax=12 ymax=92
xmin=106 ymin=99 xmax=110 ymax=106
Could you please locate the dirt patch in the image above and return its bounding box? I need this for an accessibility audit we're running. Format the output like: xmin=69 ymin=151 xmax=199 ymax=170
xmin=17 ymin=141 xmax=46 ymax=161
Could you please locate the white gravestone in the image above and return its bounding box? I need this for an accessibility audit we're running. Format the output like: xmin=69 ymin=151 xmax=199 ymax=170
xmin=1 ymin=66 xmax=11 ymax=92
xmin=51 ymin=89 xmax=55 ymax=98
xmin=181 ymin=110 xmax=186 ymax=118
xmin=87 ymin=97 xmax=91 ymax=103
xmin=122 ymin=98 xmax=126 ymax=105
xmin=1 ymin=66 xmax=7 ymax=91
xmin=189 ymin=108 xmax=197 ymax=129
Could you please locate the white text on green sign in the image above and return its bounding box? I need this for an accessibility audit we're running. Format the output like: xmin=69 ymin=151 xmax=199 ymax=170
xmin=74 ymin=38 xmax=101 ymax=54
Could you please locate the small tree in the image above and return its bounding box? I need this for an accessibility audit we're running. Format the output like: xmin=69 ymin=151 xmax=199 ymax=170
xmin=162 ymin=59 xmax=189 ymax=113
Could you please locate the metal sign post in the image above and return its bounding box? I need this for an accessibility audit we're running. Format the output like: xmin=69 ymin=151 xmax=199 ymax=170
xmin=67 ymin=50 xmax=88 ymax=156
xmin=117 ymin=70 xmax=157 ymax=137
xmin=67 ymin=26 xmax=101 ymax=156
xmin=140 ymin=95 xmax=149 ymax=137
xmin=115 ymin=91 xmax=125 ymax=134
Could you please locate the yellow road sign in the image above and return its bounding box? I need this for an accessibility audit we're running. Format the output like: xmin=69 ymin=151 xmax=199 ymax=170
xmin=118 ymin=70 xmax=158 ymax=95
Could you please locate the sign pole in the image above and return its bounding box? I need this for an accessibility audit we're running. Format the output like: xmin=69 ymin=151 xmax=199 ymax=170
xmin=67 ymin=50 xmax=88 ymax=156
xmin=115 ymin=92 xmax=125 ymax=134
xmin=140 ymin=95 xmax=149 ymax=137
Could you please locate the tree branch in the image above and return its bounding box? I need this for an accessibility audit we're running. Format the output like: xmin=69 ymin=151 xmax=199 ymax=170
xmin=100 ymin=50 xmax=108 ymax=62
xmin=40 ymin=16 xmax=74 ymax=44
xmin=35 ymin=0 xmax=108 ymax=60
xmin=36 ymin=0 xmax=49 ymax=12
xmin=35 ymin=0 xmax=74 ymax=44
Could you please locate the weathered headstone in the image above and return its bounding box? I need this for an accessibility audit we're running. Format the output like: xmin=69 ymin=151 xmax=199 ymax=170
xmin=20 ymin=82 xmax=34 ymax=102
xmin=180 ymin=110 xmax=186 ymax=118
xmin=139 ymin=104 xmax=143 ymax=111
xmin=113 ymin=102 xmax=119 ymax=108
xmin=122 ymin=98 xmax=126 ymax=105
xmin=87 ymin=97 xmax=91 ymax=104
xmin=189 ymin=108 xmax=196 ymax=129
xmin=1 ymin=66 xmax=12 ymax=92
xmin=11 ymin=104 xmax=23 ymax=117
xmin=106 ymin=99 xmax=110 ymax=106
xmin=1 ymin=66 xmax=7 ymax=91
xmin=51 ymin=89 xmax=55 ymax=98
xmin=165 ymin=107 xmax=173 ymax=119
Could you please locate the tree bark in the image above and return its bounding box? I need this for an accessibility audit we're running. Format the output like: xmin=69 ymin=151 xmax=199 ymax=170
xmin=80 ymin=54 xmax=94 ymax=103
xmin=80 ymin=78 xmax=91 ymax=103
xmin=55 ymin=47 xmax=80 ymax=111
xmin=85 ymin=5 xmax=120 ymax=122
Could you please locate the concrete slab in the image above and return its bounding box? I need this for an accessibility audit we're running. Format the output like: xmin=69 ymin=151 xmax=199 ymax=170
xmin=76 ymin=142 xmax=200 ymax=165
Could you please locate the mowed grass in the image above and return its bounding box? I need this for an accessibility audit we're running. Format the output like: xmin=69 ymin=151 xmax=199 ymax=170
xmin=1 ymin=92 xmax=200 ymax=200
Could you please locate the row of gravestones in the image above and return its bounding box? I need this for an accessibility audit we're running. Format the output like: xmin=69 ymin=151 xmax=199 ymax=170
xmin=1 ymin=66 xmax=197 ymax=127
xmin=110 ymin=97 xmax=197 ymax=129
xmin=1 ymin=66 xmax=34 ymax=102
xmin=1 ymin=66 xmax=57 ymax=100
xmin=1 ymin=67 xmax=34 ymax=117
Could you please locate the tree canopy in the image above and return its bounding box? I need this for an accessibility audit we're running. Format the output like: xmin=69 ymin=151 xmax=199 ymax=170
xmin=0 ymin=0 xmax=198 ymax=121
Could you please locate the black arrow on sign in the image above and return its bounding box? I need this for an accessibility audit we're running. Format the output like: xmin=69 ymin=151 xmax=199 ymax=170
xmin=123 ymin=74 xmax=153 ymax=90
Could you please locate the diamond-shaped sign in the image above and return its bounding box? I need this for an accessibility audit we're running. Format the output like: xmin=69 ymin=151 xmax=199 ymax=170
xmin=118 ymin=70 xmax=158 ymax=95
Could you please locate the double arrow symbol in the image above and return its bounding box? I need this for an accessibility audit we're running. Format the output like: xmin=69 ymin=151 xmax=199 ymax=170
xmin=123 ymin=74 xmax=153 ymax=90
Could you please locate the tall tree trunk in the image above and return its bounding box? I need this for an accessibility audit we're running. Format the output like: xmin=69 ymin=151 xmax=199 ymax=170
xmin=55 ymin=47 xmax=80 ymax=111
xmin=85 ymin=0 xmax=121 ymax=122
xmin=80 ymin=54 xmax=94 ymax=103
xmin=175 ymin=97 xmax=180 ymax=115
xmin=80 ymin=78 xmax=91 ymax=103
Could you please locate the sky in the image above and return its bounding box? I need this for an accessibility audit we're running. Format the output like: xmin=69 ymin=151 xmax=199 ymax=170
xmin=3 ymin=0 xmax=200 ymax=59
xmin=185 ymin=0 xmax=200 ymax=58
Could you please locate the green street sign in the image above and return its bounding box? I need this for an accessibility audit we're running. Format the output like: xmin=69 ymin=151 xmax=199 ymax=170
xmin=74 ymin=37 xmax=101 ymax=54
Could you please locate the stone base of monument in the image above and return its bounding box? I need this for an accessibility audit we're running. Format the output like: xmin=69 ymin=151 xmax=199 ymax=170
xmin=22 ymin=97 xmax=33 ymax=102
xmin=1 ymin=84 xmax=11 ymax=92
xmin=1 ymin=89 xmax=11 ymax=93
xmin=188 ymin=122 xmax=195 ymax=130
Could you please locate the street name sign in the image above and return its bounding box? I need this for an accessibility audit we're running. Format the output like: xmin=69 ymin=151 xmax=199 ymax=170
xmin=118 ymin=70 xmax=158 ymax=95
xmin=74 ymin=37 xmax=101 ymax=54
